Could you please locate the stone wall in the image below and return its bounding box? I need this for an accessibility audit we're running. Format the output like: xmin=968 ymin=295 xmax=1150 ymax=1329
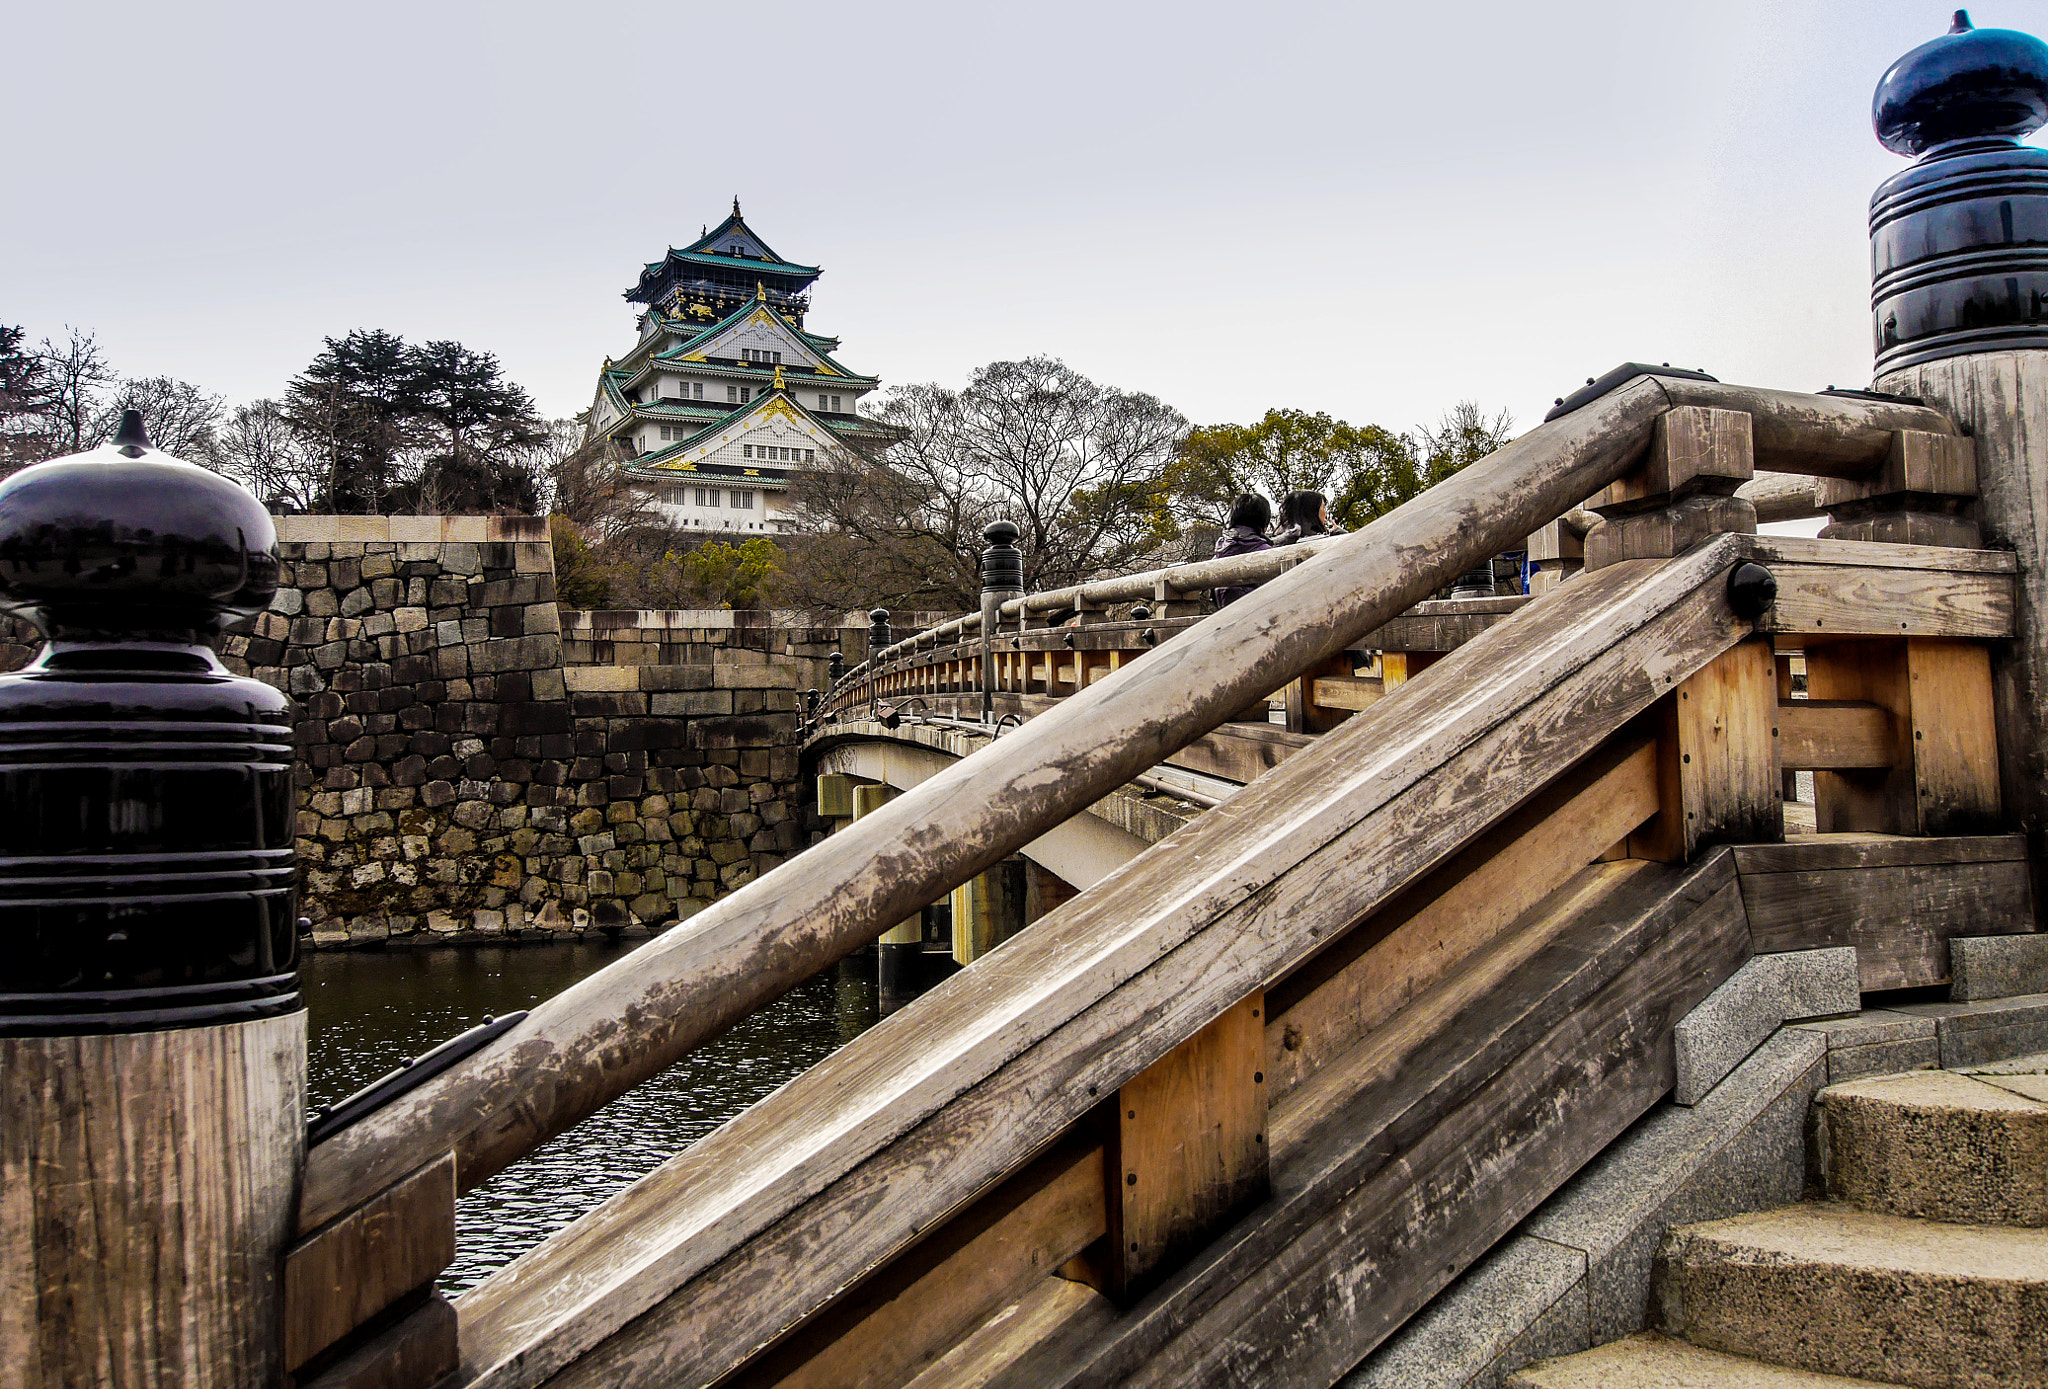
xmin=0 ymin=515 xmax=828 ymax=949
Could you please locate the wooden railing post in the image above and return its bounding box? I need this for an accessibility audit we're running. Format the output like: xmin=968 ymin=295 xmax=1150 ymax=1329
xmin=1105 ymin=992 xmax=1268 ymax=1301
xmin=1630 ymin=637 xmax=1782 ymax=861
xmin=0 ymin=413 xmax=304 ymax=1385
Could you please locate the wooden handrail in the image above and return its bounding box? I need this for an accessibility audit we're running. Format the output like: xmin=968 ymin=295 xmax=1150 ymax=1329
xmin=295 ymin=374 xmax=1953 ymax=1234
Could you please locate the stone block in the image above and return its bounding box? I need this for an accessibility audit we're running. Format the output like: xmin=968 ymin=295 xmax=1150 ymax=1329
xmin=1675 ymin=949 xmax=1856 ymax=1105
xmin=636 ymin=665 xmax=715 ymax=691
xmin=1674 ymin=957 xmax=1781 ymax=1106
xmin=442 ymin=517 xmax=489 ymax=543
xmin=1523 ymin=1031 xmax=1825 ymax=1345
xmin=1952 ymin=934 xmax=2048 ymax=1002
xmin=1342 ymin=1237 xmax=1586 ymax=1389
xmin=1893 ymin=992 xmax=2048 ymax=1068
xmin=712 ymin=662 xmax=802 ymax=689
xmin=563 ymin=665 xmax=643 ymax=692
xmin=651 ymin=690 xmax=733 ymax=717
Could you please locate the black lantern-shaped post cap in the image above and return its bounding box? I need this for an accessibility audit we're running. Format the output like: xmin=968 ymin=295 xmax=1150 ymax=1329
xmin=981 ymin=520 xmax=1024 ymax=595
xmin=1874 ymin=12 xmax=2048 ymax=157
xmin=1869 ymin=12 xmax=2048 ymax=372
xmin=868 ymin=608 xmax=892 ymax=653
xmin=0 ymin=412 xmax=298 ymax=1037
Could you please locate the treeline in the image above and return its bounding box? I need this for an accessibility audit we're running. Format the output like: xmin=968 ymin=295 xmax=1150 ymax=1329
xmin=0 ymin=323 xmax=574 ymax=513
xmin=554 ymin=354 xmax=1516 ymax=614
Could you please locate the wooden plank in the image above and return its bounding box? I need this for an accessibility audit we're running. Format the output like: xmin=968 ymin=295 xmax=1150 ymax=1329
xmin=1908 ymin=638 xmax=2003 ymax=836
xmin=294 ymin=1294 xmax=459 ymax=1389
xmin=1806 ymin=640 xmax=1914 ymax=835
xmin=899 ymin=1277 xmax=1116 ymax=1389
xmin=1731 ymin=832 xmax=2027 ymax=873
xmin=283 ymin=1153 xmax=455 ymax=1370
xmin=1161 ymin=724 xmax=1310 ymax=786
xmin=1017 ymin=857 xmax=1752 ymax=1389
xmin=1631 ymin=638 xmax=1782 ymax=860
xmin=1744 ymin=533 xmax=2015 ymax=573
xmin=462 ymin=545 xmax=1755 ymax=1389
xmin=1737 ymin=858 xmax=2034 ymax=990
xmin=1287 ymin=655 xmax=1355 ymax=734
xmin=1310 ymin=674 xmax=1384 ymax=713
xmin=1758 ymin=564 xmax=2013 ymax=643
xmin=1777 ymin=700 xmax=1894 ymax=770
xmin=1266 ymin=734 xmax=1661 ymax=1101
xmin=1110 ymin=993 xmax=1267 ymax=1299
xmin=739 ymin=1139 xmax=1106 ymax=1389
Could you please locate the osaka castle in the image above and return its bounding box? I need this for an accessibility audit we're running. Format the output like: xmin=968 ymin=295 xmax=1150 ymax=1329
xmin=583 ymin=200 xmax=898 ymax=534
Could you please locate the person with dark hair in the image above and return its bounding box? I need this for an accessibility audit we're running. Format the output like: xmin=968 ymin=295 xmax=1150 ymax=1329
xmin=1211 ymin=493 xmax=1273 ymax=607
xmin=1275 ymin=489 xmax=1344 ymax=546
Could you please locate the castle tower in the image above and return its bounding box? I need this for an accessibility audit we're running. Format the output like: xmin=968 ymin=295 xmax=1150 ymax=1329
xmin=583 ymin=200 xmax=899 ymax=535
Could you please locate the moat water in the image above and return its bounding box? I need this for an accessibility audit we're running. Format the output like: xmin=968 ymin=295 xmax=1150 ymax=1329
xmin=303 ymin=939 xmax=861 ymax=1291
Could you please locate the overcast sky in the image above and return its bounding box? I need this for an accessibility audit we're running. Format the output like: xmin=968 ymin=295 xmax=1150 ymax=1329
xmin=7 ymin=1 xmax=2037 ymax=440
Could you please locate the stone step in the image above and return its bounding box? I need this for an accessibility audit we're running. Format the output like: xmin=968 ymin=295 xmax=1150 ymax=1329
xmin=1507 ymin=1332 xmax=1902 ymax=1387
xmin=1820 ymin=1068 xmax=2048 ymax=1226
xmin=1656 ymin=1203 xmax=2048 ymax=1387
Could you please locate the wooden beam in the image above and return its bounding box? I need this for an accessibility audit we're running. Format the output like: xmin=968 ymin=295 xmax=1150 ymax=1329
xmin=1777 ymin=700 xmax=1895 ymax=770
xmin=1004 ymin=856 xmax=1752 ymax=1388
xmin=1109 ymin=993 xmax=1268 ymax=1300
xmin=1594 ymin=405 xmax=1753 ymax=511
xmin=293 ymin=1295 xmax=458 ymax=1389
xmin=1310 ymin=674 xmax=1384 ymax=714
xmin=1266 ymin=733 xmax=1661 ymax=1101
xmin=1806 ymin=640 xmax=1914 ymax=834
xmin=737 ymin=1138 xmax=1107 ymax=1389
xmin=1736 ymin=835 xmax=2033 ymax=990
xmin=283 ymin=1154 xmax=455 ymax=1371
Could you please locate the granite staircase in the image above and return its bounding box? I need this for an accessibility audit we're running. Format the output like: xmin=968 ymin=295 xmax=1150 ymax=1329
xmin=1510 ymin=1057 xmax=2048 ymax=1388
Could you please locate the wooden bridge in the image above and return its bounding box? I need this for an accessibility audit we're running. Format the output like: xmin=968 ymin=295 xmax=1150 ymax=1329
xmin=36 ymin=363 xmax=2021 ymax=1389
xmin=11 ymin=367 xmax=2042 ymax=1388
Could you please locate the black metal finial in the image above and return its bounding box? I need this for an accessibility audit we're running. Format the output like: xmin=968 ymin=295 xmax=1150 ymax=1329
xmin=868 ymin=608 xmax=892 ymax=653
xmin=0 ymin=418 xmax=295 ymax=1035
xmin=1869 ymin=14 xmax=2048 ymax=371
xmin=981 ymin=520 xmax=1023 ymax=595
xmin=111 ymin=408 xmax=150 ymax=455
xmin=828 ymin=649 xmax=845 ymax=682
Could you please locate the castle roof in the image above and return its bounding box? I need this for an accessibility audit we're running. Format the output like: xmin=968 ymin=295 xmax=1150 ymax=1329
xmin=626 ymin=202 xmax=820 ymax=304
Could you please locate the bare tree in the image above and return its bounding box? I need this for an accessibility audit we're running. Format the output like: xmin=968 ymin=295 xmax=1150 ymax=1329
xmin=97 ymin=375 xmax=226 ymax=459
xmin=780 ymin=356 xmax=1187 ymax=612
xmin=36 ymin=327 xmax=114 ymax=455
xmin=216 ymin=399 xmax=326 ymax=510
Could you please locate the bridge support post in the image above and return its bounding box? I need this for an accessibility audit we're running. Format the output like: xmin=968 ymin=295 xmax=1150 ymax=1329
xmin=981 ymin=522 xmax=1024 ymax=723
xmin=1877 ymin=354 xmax=2048 ymax=908
xmin=0 ymin=412 xmax=304 ymax=1384
xmin=853 ymin=782 xmax=925 ymax=1014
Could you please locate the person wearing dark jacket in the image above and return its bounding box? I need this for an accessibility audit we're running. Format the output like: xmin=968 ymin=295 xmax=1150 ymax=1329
xmin=1274 ymin=490 xmax=1344 ymax=546
xmin=1211 ymin=493 xmax=1273 ymax=607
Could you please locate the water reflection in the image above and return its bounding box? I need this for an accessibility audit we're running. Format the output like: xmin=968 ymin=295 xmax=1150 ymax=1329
xmin=304 ymin=940 xmax=847 ymax=1291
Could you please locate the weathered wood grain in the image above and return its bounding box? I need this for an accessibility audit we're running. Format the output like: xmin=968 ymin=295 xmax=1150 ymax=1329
xmin=1737 ymin=856 xmax=2034 ymax=990
xmin=458 ymin=542 xmax=1752 ymax=1389
xmin=736 ymin=1138 xmax=1106 ymax=1389
xmin=1807 ymin=640 xmax=1916 ymax=835
xmin=900 ymin=1277 xmax=1116 ymax=1389
xmin=1907 ymin=637 xmax=2003 ymax=836
xmin=1878 ymin=352 xmax=2048 ymax=927
xmin=1759 ymin=564 xmax=2015 ymax=643
xmin=1309 ymin=674 xmax=1383 ymax=713
xmin=285 ymin=1152 xmax=456 ymax=1370
xmin=1814 ymin=430 xmax=1978 ymax=509
xmin=0 ymin=1013 xmax=304 ymax=1388
xmin=1265 ymin=733 xmax=1660 ymax=1100
xmin=1777 ymin=700 xmax=1894 ymax=769
xmin=1630 ymin=640 xmax=1781 ymax=861
xmin=1728 ymin=831 xmax=2026 ymax=873
xmin=298 ymin=1295 xmax=460 ymax=1389
xmin=1005 ymin=856 xmax=1750 ymax=1389
xmin=1110 ymin=993 xmax=1267 ymax=1299
xmin=1594 ymin=405 xmax=1753 ymax=511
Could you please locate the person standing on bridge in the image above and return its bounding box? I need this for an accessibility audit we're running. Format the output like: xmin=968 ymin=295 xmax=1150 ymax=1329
xmin=1212 ymin=493 xmax=1273 ymax=607
xmin=1274 ymin=490 xmax=1343 ymax=547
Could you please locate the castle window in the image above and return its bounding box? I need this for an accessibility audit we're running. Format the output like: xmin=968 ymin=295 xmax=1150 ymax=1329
xmin=659 ymin=425 xmax=674 ymax=441
xmin=692 ymin=382 xmax=703 ymax=400
xmin=727 ymin=385 xmax=738 ymax=402
xmin=805 ymin=449 xmax=815 ymax=462
xmin=741 ymin=388 xmax=751 ymax=403
xmin=832 ymin=396 xmax=842 ymax=412
xmin=733 ymin=490 xmax=755 ymax=510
